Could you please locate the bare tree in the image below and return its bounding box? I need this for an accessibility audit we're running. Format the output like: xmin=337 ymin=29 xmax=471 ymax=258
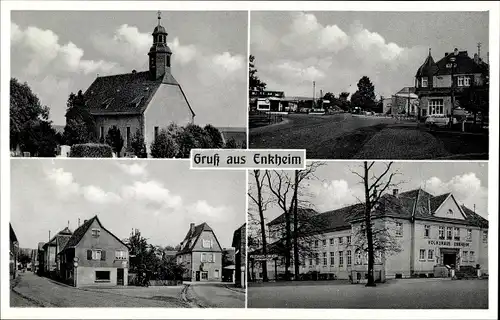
xmin=351 ymin=161 xmax=398 ymax=287
xmin=248 ymin=169 xmax=272 ymax=282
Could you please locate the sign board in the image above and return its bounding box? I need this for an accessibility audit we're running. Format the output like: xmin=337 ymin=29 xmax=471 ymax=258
xmin=251 ymin=254 xmax=279 ymax=261
xmin=73 ymin=262 xmax=78 ymax=267
xmin=73 ymin=257 xmax=79 ymax=262
xmin=428 ymin=240 xmax=470 ymax=247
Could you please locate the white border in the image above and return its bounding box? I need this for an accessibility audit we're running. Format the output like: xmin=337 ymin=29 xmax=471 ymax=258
xmin=2 ymin=1 xmax=499 ymax=319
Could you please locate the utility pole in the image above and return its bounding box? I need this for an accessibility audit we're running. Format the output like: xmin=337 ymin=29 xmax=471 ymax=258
xmin=312 ymin=81 xmax=316 ymax=109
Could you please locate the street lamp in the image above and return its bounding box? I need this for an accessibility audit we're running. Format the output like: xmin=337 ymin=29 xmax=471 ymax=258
xmin=449 ymin=56 xmax=457 ymax=128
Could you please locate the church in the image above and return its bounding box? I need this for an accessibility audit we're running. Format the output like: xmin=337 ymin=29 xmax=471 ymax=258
xmin=84 ymin=12 xmax=195 ymax=156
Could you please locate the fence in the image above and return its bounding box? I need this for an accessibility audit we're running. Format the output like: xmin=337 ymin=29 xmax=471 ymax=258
xmin=249 ymin=112 xmax=284 ymax=129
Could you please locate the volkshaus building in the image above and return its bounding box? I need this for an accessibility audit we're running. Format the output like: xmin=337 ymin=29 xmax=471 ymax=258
xmin=249 ymin=188 xmax=488 ymax=281
xmin=83 ymin=12 xmax=195 ymax=156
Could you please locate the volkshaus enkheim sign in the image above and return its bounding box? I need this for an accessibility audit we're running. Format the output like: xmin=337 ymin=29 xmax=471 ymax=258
xmin=428 ymin=240 xmax=471 ymax=247
xmin=190 ymin=149 xmax=306 ymax=170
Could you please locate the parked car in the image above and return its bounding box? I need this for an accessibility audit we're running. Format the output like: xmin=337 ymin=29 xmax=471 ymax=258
xmin=425 ymin=115 xmax=456 ymax=128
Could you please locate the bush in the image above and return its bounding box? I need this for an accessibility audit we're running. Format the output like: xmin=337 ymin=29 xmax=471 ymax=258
xmin=70 ymin=143 xmax=113 ymax=158
xmin=150 ymin=129 xmax=179 ymax=158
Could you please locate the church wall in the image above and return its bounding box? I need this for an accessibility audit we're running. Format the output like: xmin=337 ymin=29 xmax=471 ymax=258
xmin=144 ymin=83 xmax=193 ymax=155
xmin=94 ymin=115 xmax=142 ymax=156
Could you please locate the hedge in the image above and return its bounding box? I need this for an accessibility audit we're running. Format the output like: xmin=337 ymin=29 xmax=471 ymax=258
xmin=70 ymin=143 xmax=113 ymax=158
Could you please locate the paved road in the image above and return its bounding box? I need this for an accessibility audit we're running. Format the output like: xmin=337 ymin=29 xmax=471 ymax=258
xmin=188 ymin=284 xmax=245 ymax=308
xmin=249 ymin=114 xmax=397 ymax=159
xmin=248 ymin=278 xmax=488 ymax=309
xmin=11 ymin=272 xmax=189 ymax=307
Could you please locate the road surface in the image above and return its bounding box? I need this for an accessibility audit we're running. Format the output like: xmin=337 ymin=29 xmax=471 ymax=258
xmin=11 ymin=272 xmax=188 ymax=308
xmin=187 ymin=283 xmax=245 ymax=308
xmin=248 ymin=278 xmax=488 ymax=309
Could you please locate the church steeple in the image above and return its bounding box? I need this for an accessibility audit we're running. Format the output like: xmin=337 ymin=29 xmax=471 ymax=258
xmin=148 ymin=11 xmax=172 ymax=80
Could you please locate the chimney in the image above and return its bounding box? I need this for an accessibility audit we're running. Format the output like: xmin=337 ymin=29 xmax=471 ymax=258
xmin=454 ymin=48 xmax=459 ymax=56
xmin=190 ymin=223 xmax=195 ymax=233
xmin=393 ymin=189 xmax=399 ymax=197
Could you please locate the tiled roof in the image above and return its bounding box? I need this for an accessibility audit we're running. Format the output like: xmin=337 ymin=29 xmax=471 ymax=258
xmin=267 ymin=189 xmax=488 ymax=234
xmin=84 ymin=71 xmax=194 ymax=116
xmin=416 ymin=52 xmax=439 ymax=77
xmin=435 ymin=51 xmax=488 ymax=76
xmin=177 ymin=222 xmax=219 ymax=254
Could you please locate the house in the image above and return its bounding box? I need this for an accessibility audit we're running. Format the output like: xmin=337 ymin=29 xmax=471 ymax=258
xmin=83 ymin=12 xmax=195 ymax=156
xmin=58 ymin=216 xmax=129 ymax=287
xmin=232 ymin=223 xmax=247 ymax=288
xmin=250 ymin=188 xmax=488 ymax=281
xmin=176 ymin=222 xmax=223 ymax=282
xmin=10 ymin=224 xmax=19 ymax=279
xmin=388 ymin=87 xmax=419 ymax=116
xmin=42 ymin=226 xmax=73 ymax=277
xmin=415 ymin=48 xmax=488 ymax=119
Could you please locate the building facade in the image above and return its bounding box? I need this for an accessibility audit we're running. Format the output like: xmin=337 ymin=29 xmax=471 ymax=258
xmin=232 ymin=223 xmax=247 ymax=288
xmin=83 ymin=12 xmax=195 ymax=156
xmin=415 ymin=48 xmax=488 ymax=119
xmin=251 ymin=188 xmax=488 ymax=281
xmin=58 ymin=216 xmax=129 ymax=287
xmin=177 ymin=222 xmax=223 ymax=282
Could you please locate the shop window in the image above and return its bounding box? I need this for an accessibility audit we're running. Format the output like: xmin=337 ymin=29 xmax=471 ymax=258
xmin=424 ymin=225 xmax=430 ymax=238
xmin=201 ymin=272 xmax=208 ymax=280
xmin=419 ymin=249 xmax=426 ymax=260
xmin=95 ymin=271 xmax=110 ymax=282
xmin=439 ymin=226 xmax=445 ymax=240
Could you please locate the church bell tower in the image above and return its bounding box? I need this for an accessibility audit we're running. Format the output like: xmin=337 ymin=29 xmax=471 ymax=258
xmin=148 ymin=11 xmax=172 ymax=80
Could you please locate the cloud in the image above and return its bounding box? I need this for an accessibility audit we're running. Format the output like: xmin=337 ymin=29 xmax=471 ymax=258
xmin=82 ymin=185 xmax=121 ymax=204
xmin=212 ymin=52 xmax=244 ymax=74
xmin=11 ymin=23 xmax=117 ymax=76
xmin=117 ymin=162 xmax=148 ymax=177
xmin=46 ymin=167 xmax=80 ymax=195
xmin=122 ymin=181 xmax=183 ymax=209
xmin=170 ymin=37 xmax=197 ymax=65
xmin=187 ymin=200 xmax=232 ymax=219
xmin=350 ymin=21 xmax=404 ymax=61
xmin=266 ymin=60 xmax=325 ymax=83
xmin=424 ymin=173 xmax=488 ymax=217
xmin=309 ymin=179 xmax=364 ymax=212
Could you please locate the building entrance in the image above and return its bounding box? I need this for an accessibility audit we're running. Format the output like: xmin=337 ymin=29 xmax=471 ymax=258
xmin=443 ymin=253 xmax=456 ymax=266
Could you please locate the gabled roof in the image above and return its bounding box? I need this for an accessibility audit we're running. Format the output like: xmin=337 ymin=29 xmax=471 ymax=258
xmin=177 ymin=222 xmax=222 ymax=254
xmin=435 ymin=51 xmax=488 ymax=76
xmin=84 ymin=71 xmax=195 ymax=117
xmin=60 ymin=215 xmax=128 ymax=253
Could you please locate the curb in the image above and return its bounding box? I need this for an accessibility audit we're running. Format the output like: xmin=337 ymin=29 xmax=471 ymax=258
xmin=11 ymin=276 xmax=53 ymax=308
xmin=181 ymin=284 xmax=205 ymax=308
xmin=223 ymin=284 xmax=246 ymax=294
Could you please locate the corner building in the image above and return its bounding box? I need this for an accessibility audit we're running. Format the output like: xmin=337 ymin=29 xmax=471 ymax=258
xmin=251 ymin=188 xmax=488 ymax=280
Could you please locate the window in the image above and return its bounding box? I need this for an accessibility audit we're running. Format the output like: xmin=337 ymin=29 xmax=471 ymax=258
xmin=454 ymin=228 xmax=460 ymax=241
xmin=339 ymin=251 xmax=344 ymax=267
xmin=330 ymin=252 xmax=335 ymax=266
xmin=201 ymin=253 xmax=214 ymax=263
xmin=464 ymin=76 xmax=471 ymax=86
xmin=396 ymin=222 xmax=403 ymax=237
xmin=355 ymin=250 xmax=362 ymax=265
xmin=329 ymin=238 xmax=334 ymax=245
xmin=462 ymin=251 xmax=468 ymax=263
xmin=126 ymin=127 xmax=131 ymax=147
xmin=314 ymin=240 xmax=319 ymax=248
xmin=375 ymin=250 xmax=382 ymax=264
xmin=88 ymin=249 xmax=103 ymax=261
xmin=91 ymin=228 xmax=100 ymax=238
xmin=315 ymin=253 xmax=320 ymax=265
xmin=214 ymin=269 xmax=220 ymax=278
xmin=347 ymin=236 xmax=351 ymax=244
xmin=323 ymin=252 xmax=327 ymax=266
xmin=421 ymin=77 xmax=428 ymax=87
xmin=309 ymin=256 xmax=313 ymax=266
xmin=201 ymin=272 xmax=208 ymax=280
xmin=469 ymin=251 xmax=475 ymax=262
xmin=424 ymin=225 xmax=430 ymax=238
xmin=446 ymin=227 xmax=452 ymax=240
xmin=202 ymin=239 xmax=213 ymax=248
xmin=167 ymin=55 xmax=171 ymax=67
xmin=483 ymin=230 xmax=488 ymax=243
xmin=95 ymin=271 xmax=110 ymax=282
xmin=428 ymin=249 xmax=434 ymax=260
xmin=419 ymin=249 xmax=426 ymax=260
xmin=347 ymin=250 xmax=352 ymax=266
xmin=338 ymin=237 xmax=343 ymax=244
xmin=458 ymin=76 xmax=471 ymax=87
xmin=115 ymin=250 xmax=126 ymax=260
xmin=466 ymin=229 xmax=472 ymax=241
xmin=439 ymin=226 xmax=445 ymax=240
xmin=154 ymin=126 xmax=159 ymax=140
xmin=428 ymin=99 xmax=444 ymax=115
xmin=322 ymin=239 xmax=327 ymax=247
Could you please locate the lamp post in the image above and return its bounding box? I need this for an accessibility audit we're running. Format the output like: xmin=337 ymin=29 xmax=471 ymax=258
xmin=449 ymin=56 xmax=457 ymax=128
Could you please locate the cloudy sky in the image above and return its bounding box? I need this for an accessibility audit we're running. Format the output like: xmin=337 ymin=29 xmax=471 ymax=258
xmin=250 ymin=161 xmax=489 ymax=223
xmin=11 ymin=11 xmax=247 ymax=128
xmin=11 ymin=159 xmax=246 ymax=250
xmin=251 ymin=11 xmax=489 ymax=99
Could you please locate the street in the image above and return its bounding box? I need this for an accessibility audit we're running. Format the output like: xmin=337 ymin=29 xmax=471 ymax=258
xmin=186 ymin=283 xmax=246 ymax=308
xmin=248 ymin=278 xmax=488 ymax=309
xmin=249 ymin=113 xmax=488 ymax=159
xmin=11 ymin=272 xmax=189 ymax=307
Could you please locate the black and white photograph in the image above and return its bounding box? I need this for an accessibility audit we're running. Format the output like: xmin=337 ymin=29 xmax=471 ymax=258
xmin=9 ymin=159 xmax=246 ymax=308
xmin=10 ymin=10 xmax=248 ymax=158
xmin=247 ymin=161 xmax=489 ymax=308
xmin=249 ymin=11 xmax=489 ymax=160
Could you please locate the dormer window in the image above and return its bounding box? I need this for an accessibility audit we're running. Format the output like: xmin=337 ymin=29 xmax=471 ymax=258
xmin=421 ymin=77 xmax=428 ymax=88
xmin=458 ymin=76 xmax=471 ymax=87
xmin=92 ymin=228 xmax=100 ymax=238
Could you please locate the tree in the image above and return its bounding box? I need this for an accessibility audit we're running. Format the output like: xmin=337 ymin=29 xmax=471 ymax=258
xmin=351 ymin=161 xmax=398 ymax=287
xmin=18 ymin=252 xmax=32 ymax=267
xmin=63 ymin=90 xmax=97 ymax=145
xmin=10 ymin=78 xmax=58 ymax=156
xmin=224 ymin=138 xmax=238 ymax=149
xmin=124 ymin=230 xmax=159 ymax=284
xmin=105 ymin=126 xmax=124 ymax=157
xmin=249 ymin=54 xmax=267 ymax=91
xmin=458 ymin=83 xmax=488 ymax=128
xmin=204 ymin=125 xmax=224 ymax=148
xmin=150 ymin=128 xmax=179 ymax=158
xmin=351 ymin=76 xmax=377 ymax=111
xmin=130 ymin=129 xmax=147 ymax=158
